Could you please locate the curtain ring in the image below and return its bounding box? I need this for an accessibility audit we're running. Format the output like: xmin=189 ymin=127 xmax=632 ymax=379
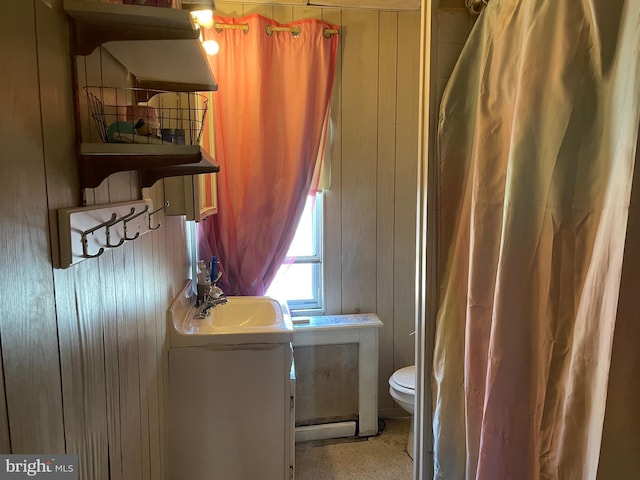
xmin=465 ymin=0 xmax=487 ymax=15
xmin=323 ymin=28 xmax=339 ymax=39
xmin=215 ymin=23 xmax=249 ymax=34
xmin=265 ymin=25 xmax=301 ymax=38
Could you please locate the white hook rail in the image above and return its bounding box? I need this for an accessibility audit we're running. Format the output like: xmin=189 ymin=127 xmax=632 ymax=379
xmin=57 ymin=198 xmax=156 ymax=268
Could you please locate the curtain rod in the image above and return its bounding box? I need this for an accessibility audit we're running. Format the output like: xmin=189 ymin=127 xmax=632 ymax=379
xmin=214 ymin=22 xmax=339 ymax=38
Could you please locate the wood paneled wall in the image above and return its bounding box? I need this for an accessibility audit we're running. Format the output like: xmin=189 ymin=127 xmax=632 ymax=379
xmin=216 ymin=2 xmax=422 ymax=413
xmin=0 ymin=1 xmax=187 ymax=479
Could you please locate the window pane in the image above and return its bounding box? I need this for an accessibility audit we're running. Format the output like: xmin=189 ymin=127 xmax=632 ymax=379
xmin=286 ymin=195 xmax=316 ymax=258
xmin=267 ymin=193 xmax=323 ymax=312
xmin=268 ymin=263 xmax=315 ymax=301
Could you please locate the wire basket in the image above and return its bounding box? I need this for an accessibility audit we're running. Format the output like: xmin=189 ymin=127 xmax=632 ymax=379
xmin=85 ymin=87 xmax=208 ymax=146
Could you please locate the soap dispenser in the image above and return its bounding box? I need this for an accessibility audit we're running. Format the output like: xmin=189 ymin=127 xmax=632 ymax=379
xmin=196 ymin=259 xmax=211 ymax=305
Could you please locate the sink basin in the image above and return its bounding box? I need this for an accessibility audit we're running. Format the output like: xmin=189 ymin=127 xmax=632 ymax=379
xmin=168 ymin=282 xmax=293 ymax=346
xmin=199 ymin=297 xmax=283 ymax=328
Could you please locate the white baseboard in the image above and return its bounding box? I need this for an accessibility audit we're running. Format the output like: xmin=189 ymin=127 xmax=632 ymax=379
xmin=295 ymin=421 xmax=357 ymax=443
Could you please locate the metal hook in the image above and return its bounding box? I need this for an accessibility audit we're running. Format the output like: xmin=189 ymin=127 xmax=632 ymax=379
xmin=105 ymin=208 xmax=136 ymax=248
xmin=123 ymin=205 xmax=150 ymax=241
xmin=148 ymin=201 xmax=170 ymax=231
xmin=80 ymin=213 xmax=118 ymax=258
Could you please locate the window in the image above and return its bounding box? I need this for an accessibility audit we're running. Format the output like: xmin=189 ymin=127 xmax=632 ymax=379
xmin=266 ymin=193 xmax=324 ymax=314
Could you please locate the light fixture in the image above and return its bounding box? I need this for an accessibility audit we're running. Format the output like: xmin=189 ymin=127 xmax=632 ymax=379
xmin=198 ymin=31 xmax=219 ymax=56
xmin=182 ymin=0 xmax=215 ymax=28
xmin=190 ymin=9 xmax=214 ymax=28
xmin=202 ymin=40 xmax=220 ymax=56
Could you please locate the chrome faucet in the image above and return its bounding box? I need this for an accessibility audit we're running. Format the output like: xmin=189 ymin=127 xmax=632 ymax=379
xmin=194 ymin=271 xmax=228 ymax=319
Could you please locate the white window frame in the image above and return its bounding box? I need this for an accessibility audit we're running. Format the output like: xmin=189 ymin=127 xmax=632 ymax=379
xmin=189 ymin=193 xmax=325 ymax=314
xmin=280 ymin=192 xmax=324 ymax=314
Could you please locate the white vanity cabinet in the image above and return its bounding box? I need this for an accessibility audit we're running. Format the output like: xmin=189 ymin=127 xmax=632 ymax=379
xmin=168 ymin=342 xmax=295 ymax=480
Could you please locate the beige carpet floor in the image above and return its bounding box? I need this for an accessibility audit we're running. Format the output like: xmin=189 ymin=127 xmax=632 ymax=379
xmin=295 ymin=418 xmax=413 ymax=480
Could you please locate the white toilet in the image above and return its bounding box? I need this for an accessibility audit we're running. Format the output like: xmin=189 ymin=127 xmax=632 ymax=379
xmin=389 ymin=365 xmax=416 ymax=459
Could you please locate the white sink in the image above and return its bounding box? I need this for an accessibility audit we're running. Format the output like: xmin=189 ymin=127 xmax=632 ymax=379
xmin=168 ymin=282 xmax=293 ymax=346
xmin=198 ymin=297 xmax=283 ymax=328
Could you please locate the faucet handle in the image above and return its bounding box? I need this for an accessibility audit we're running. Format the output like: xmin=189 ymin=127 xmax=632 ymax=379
xmin=209 ymin=285 xmax=224 ymax=299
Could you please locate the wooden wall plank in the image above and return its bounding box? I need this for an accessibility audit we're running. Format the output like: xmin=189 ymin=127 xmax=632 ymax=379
xmin=0 ymin=0 xmax=65 ymax=454
xmin=99 ymin=254 xmax=124 ymax=480
xmin=102 ymin=64 xmax=144 ymax=476
xmin=46 ymin=4 xmax=112 ymax=475
xmin=322 ymin=7 xmax=343 ymax=315
xmin=138 ymin=229 xmax=162 ymax=480
xmin=216 ymin=1 xmax=245 ymax=16
xmin=143 ymin=190 xmax=170 ymax=480
xmin=75 ymin=52 xmax=97 ymax=206
xmin=340 ymin=8 xmax=379 ymax=314
xmin=114 ymin=242 xmax=144 ymax=480
xmin=133 ymin=223 xmax=151 ymax=480
xmin=376 ymin=11 xmax=399 ymax=410
xmin=242 ymin=3 xmax=274 ymax=16
xmin=36 ymin=0 xmax=112 ymax=475
xmin=151 ymin=183 xmax=169 ymax=480
xmin=393 ymin=10 xmax=420 ymax=370
xmin=291 ymin=5 xmax=320 ymax=19
xmin=60 ymin=264 xmax=111 ymax=478
xmin=35 ymin=0 xmax=81 ymax=227
xmin=72 ymin=265 xmax=111 ymax=479
xmin=272 ymin=5 xmax=294 ymax=22
xmin=89 ymin=129 xmax=125 ymax=480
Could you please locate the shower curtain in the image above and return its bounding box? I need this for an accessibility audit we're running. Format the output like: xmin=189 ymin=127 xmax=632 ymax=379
xmin=198 ymin=15 xmax=337 ymax=295
xmin=433 ymin=1 xmax=640 ymax=479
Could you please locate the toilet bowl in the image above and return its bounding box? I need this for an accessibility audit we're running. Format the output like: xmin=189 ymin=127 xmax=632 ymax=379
xmin=389 ymin=365 xmax=416 ymax=459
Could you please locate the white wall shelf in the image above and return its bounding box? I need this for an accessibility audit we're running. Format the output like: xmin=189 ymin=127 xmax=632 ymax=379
xmin=64 ymin=0 xmax=218 ymax=92
xmin=63 ymin=1 xmax=220 ymax=190
xmin=79 ymin=143 xmax=219 ymax=189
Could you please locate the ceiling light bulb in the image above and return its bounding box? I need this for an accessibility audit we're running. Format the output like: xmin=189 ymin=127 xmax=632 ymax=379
xmin=202 ymin=39 xmax=220 ymax=56
xmin=191 ymin=9 xmax=214 ymax=29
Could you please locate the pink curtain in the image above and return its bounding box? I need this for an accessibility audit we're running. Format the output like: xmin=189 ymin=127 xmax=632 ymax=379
xmin=197 ymin=14 xmax=338 ymax=295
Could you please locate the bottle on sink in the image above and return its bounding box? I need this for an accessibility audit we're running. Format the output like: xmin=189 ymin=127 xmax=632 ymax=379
xmin=196 ymin=259 xmax=211 ymax=305
xmin=210 ymin=256 xmax=221 ymax=284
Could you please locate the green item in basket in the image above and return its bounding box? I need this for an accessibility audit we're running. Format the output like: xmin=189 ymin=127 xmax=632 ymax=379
xmin=107 ymin=121 xmax=135 ymax=143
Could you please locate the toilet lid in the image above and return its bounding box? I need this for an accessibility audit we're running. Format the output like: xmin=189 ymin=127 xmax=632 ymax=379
xmin=390 ymin=365 xmax=415 ymax=393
